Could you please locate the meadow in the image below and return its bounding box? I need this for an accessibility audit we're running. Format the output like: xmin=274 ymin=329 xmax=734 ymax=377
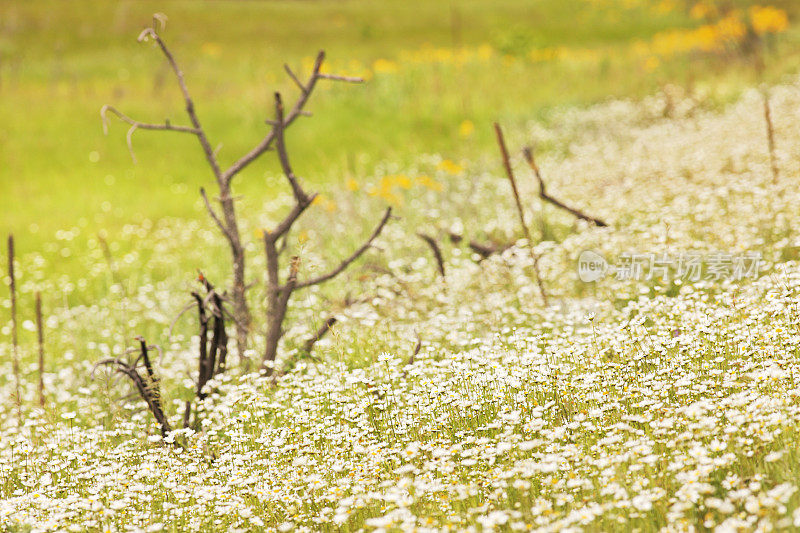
xmin=3 ymin=0 xmax=800 ymax=531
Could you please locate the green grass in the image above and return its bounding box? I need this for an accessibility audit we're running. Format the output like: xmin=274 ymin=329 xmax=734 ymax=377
xmin=2 ymin=0 xmax=800 ymax=273
xmin=6 ymin=2 xmax=800 ymax=530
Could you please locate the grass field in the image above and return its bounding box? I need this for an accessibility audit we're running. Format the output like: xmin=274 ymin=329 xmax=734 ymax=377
xmin=4 ymin=1 xmax=800 ymax=531
xmin=2 ymin=0 xmax=800 ymax=251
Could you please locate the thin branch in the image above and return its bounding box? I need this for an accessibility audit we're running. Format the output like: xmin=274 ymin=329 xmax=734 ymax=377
xmin=101 ymin=105 xmax=198 ymax=135
xmin=294 ymin=207 xmax=392 ymax=290
xmin=402 ymin=332 xmax=423 ymax=378
xmin=469 ymin=240 xmax=503 ymax=260
xmin=136 ymin=336 xmax=157 ymax=385
xmin=284 ymin=64 xmax=307 ymax=94
xmin=762 ymin=89 xmax=779 ymax=185
xmin=36 ymin=292 xmax=45 ymax=409
xmin=301 ymin=316 xmax=337 ymax=354
xmin=318 ymin=73 xmax=365 ymax=83
xmin=273 ymin=92 xmax=310 ymax=205
xmin=270 ymin=195 xmax=318 ymax=240
xmin=522 ymin=146 xmax=608 ymax=227
xmin=7 ymin=235 xmax=21 ymax=422
xmin=101 ymin=105 xmax=199 ymax=165
xmin=417 ymin=232 xmax=446 ymax=279
xmin=449 ymin=231 xmax=510 ymax=261
xmin=410 ymin=332 xmax=422 ymax=361
xmin=494 ymin=124 xmax=549 ymax=306
xmin=136 ymin=27 xmax=223 ymax=181
xmin=222 ymin=50 xmax=362 ymax=185
xmin=182 ymin=401 xmax=192 ymax=429
xmin=168 ymin=299 xmax=198 ymax=339
xmin=200 ymin=187 xmax=233 ymax=242
xmin=94 ymin=355 xmax=172 ymax=438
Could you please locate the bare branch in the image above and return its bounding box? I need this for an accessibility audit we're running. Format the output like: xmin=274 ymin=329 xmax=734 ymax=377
xmin=135 ymin=27 xmax=223 ymax=181
xmin=402 ymin=332 xmax=422 ymax=378
xmin=101 ymin=105 xmax=198 ymax=135
xmin=7 ymin=235 xmax=21 ymax=422
xmin=417 ymin=232 xmax=446 ymax=279
xmin=125 ymin=125 xmax=139 ymax=163
xmin=468 ymin=240 xmax=502 ymax=260
xmin=200 ymin=187 xmax=233 ymax=242
xmin=318 ymin=73 xmax=365 ymax=83
xmin=447 ymin=231 xmax=511 ymax=261
xmin=270 ymin=194 xmax=318 ymax=241
xmin=273 ymin=92 xmax=311 ymax=205
xmin=93 ymin=344 xmax=172 ymax=438
xmin=295 ymin=207 xmax=392 ymax=290
xmin=263 ymin=254 xmax=300 ymax=367
xmin=36 ymin=292 xmax=45 ymax=409
xmin=522 ymin=146 xmax=608 ymax=227
xmin=762 ymin=88 xmax=780 ymax=185
xmin=223 ymin=50 xmax=362 ymax=185
xmin=494 ymin=124 xmax=549 ymax=306
xmin=284 ymin=64 xmax=307 ymax=94
xmin=301 ymin=316 xmax=337 ymax=354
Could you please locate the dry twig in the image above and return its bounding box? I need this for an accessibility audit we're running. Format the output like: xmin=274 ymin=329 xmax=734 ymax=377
xmin=494 ymin=125 xmax=549 ymax=306
xmin=522 ymin=146 xmax=608 ymax=227
xmin=36 ymin=292 xmax=45 ymax=409
xmin=417 ymin=232 xmax=446 ymax=279
xmin=7 ymin=235 xmax=21 ymax=420
xmin=95 ymin=338 xmax=172 ymax=437
xmin=762 ymin=89 xmax=779 ymax=185
xmin=301 ymin=317 xmax=338 ymax=354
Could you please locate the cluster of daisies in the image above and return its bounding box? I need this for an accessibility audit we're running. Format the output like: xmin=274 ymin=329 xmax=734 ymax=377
xmin=3 ymin=78 xmax=800 ymax=531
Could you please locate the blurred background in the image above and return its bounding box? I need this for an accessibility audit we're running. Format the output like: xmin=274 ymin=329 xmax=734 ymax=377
xmin=0 ymin=0 xmax=798 ymax=259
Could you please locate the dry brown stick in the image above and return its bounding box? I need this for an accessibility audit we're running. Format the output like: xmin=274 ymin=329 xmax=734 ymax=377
xmin=417 ymin=232 xmax=446 ymax=279
xmin=199 ymin=188 xmax=234 ymax=242
xmin=402 ymin=332 xmax=423 ymax=378
xmin=137 ymin=336 xmax=157 ymax=385
xmin=301 ymin=316 xmax=338 ymax=354
xmin=447 ymin=231 xmax=508 ymax=261
xmin=137 ymin=28 xmax=223 ymax=179
xmin=762 ymin=89 xmax=779 ymax=184
xmin=182 ymin=401 xmax=192 ymax=429
xmin=522 ymin=146 xmax=608 ymax=227
xmin=192 ymin=291 xmax=210 ymax=398
xmin=468 ymin=240 xmax=502 ymax=260
xmin=410 ymin=332 xmax=422 ymax=363
xmin=94 ymin=356 xmax=173 ymax=438
xmin=35 ymin=292 xmax=45 ymax=409
xmin=294 ymin=207 xmax=393 ymax=290
xmin=101 ymin=105 xmax=198 ymax=163
xmin=494 ymin=125 xmax=549 ymax=306
xmin=7 ymin=236 xmax=21 ymax=420
xmin=273 ymin=93 xmax=311 ymax=205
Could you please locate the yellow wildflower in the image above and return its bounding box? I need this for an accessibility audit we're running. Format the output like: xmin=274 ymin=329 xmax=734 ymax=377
xmin=749 ymin=6 xmax=789 ymax=35
xmin=372 ymin=58 xmax=398 ymax=74
xmin=437 ymin=159 xmax=464 ymax=175
xmin=416 ymin=175 xmax=443 ymax=192
xmin=459 ymin=119 xmax=475 ymax=138
xmin=346 ymin=178 xmax=360 ymax=191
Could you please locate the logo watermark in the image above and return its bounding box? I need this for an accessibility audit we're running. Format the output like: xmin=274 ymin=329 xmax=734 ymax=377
xmin=577 ymin=250 xmax=762 ymax=282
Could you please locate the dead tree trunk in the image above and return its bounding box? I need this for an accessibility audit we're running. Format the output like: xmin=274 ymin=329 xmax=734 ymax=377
xmin=259 ymin=93 xmax=392 ymax=370
xmin=102 ymin=17 xmax=363 ymax=365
